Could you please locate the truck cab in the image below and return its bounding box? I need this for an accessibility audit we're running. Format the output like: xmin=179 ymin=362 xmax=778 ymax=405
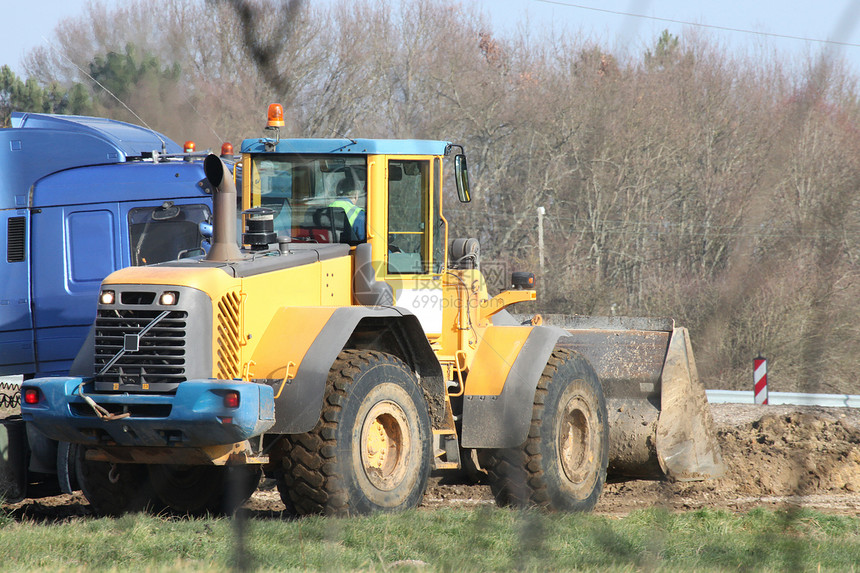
xmin=0 ymin=113 xmax=215 ymax=378
xmin=1 ymin=112 xmax=218 ymax=501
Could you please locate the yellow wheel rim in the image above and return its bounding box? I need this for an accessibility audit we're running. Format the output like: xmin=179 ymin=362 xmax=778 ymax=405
xmin=558 ymin=395 xmax=593 ymax=485
xmin=361 ymin=400 xmax=411 ymax=491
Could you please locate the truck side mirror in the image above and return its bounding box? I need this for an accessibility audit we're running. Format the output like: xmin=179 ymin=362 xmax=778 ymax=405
xmin=454 ymin=154 xmax=471 ymax=203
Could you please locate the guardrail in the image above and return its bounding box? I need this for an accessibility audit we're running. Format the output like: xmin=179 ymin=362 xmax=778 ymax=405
xmin=706 ymin=389 xmax=860 ymax=408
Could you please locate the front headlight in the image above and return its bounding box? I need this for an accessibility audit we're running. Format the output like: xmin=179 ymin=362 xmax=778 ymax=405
xmin=159 ymin=291 xmax=179 ymax=306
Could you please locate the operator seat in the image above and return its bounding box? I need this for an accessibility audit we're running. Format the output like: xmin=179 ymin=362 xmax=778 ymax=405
xmin=308 ymin=207 xmax=350 ymax=243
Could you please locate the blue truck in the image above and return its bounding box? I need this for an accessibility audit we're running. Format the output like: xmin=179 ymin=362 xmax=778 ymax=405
xmin=1 ymin=113 xmax=216 ymax=501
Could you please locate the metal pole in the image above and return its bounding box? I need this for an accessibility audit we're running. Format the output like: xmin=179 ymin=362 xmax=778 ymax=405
xmin=537 ymin=206 xmax=546 ymax=278
xmin=754 ymin=356 xmax=768 ymax=405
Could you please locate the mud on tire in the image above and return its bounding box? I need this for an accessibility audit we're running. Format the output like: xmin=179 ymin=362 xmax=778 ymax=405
xmin=277 ymin=349 xmax=432 ymax=516
xmin=486 ymin=348 xmax=609 ymax=512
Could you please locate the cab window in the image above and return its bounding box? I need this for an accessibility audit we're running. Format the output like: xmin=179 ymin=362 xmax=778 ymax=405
xmin=388 ymin=159 xmax=430 ymax=274
xmin=249 ymin=155 xmax=367 ymax=245
xmin=128 ymin=203 xmax=211 ymax=265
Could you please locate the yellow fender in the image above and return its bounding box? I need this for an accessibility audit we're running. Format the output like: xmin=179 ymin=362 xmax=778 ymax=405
xmin=460 ymin=324 xmax=572 ymax=448
xmin=249 ymin=306 xmax=445 ymax=434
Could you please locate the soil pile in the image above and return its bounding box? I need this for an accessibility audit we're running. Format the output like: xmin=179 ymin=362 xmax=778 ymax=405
xmin=596 ymin=405 xmax=860 ymax=514
xmin=721 ymin=411 xmax=860 ymax=495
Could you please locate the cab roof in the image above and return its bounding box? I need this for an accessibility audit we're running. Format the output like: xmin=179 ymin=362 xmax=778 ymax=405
xmin=10 ymin=112 xmax=182 ymax=156
xmin=240 ymin=138 xmax=452 ymax=156
xmin=1 ymin=113 xmax=183 ymax=210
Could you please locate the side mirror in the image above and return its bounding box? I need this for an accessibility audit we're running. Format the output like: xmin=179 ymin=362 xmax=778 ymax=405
xmin=454 ymin=154 xmax=471 ymax=203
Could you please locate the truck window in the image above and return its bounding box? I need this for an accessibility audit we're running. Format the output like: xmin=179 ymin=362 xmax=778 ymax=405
xmin=249 ymin=155 xmax=367 ymax=245
xmin=129 ymin=203 xmax=211 ymax=265
xmin=388 ymin=159 xmax=430 ymax=274
xmin=68 ymin=210 xmax=115 ymax=283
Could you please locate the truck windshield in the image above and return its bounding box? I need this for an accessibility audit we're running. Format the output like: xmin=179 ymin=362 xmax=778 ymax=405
xmin=249 ymin=155 xmax=367 ymax=245
xmin=129 ymin=203 xmax=211 ymax=265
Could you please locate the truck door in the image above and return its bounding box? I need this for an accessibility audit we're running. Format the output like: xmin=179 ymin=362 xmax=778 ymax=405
xmin=384 ymin=157 xmax=445 ymax=338
xmin=30 ymin=205 xmax=121 ymax=376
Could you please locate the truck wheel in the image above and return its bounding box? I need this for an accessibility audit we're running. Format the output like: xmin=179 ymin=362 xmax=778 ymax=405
xmin=278 ymin=350 xmax=432 ymax=516
xmin=486 ymin=348 xmax=609 ymax=512
xmin=148 ymin=464 xmax=261 ymax=515
xmin=75 ymin=447 xmax=156 ymax=516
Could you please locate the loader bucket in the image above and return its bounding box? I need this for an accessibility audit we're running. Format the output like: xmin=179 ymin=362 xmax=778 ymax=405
xmin=540 ymin=315 xmax=725 ymax=482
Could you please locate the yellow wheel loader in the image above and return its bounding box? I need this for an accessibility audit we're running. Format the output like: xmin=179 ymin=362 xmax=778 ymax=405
xmin=21 ymin=105 xmax=723 ymax=516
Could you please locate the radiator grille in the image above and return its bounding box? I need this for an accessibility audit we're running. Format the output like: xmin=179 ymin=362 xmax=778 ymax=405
xmin=94 ymin=309 xmax=188 ymax=386
xmin=216 ymin=291 xmax=242 ymax=379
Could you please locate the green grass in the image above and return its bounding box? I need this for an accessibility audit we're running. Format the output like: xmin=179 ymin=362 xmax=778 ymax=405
xmin=1 ymin=507 xmax=860 ymax=571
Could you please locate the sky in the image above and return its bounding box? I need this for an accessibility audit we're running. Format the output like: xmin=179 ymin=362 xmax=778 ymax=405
xmin=4 ymin=0 xmax=860 ymax=77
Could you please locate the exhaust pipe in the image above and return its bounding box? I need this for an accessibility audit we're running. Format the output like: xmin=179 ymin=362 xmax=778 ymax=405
xmin=203 ymin=154 xmax=243 ymax=262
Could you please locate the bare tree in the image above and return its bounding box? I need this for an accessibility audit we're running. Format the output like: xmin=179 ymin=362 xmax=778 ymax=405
xmin=19 ymin=0 xmax=860 ymax=393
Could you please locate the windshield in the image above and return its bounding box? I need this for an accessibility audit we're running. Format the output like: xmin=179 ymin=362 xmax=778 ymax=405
xmin=249 ymin=155 xmax=367 ymax=245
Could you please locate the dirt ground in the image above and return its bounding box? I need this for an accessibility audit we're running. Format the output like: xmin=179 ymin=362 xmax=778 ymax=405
xmin=5 ymin=404 xmax=860 ymax=519
xmin=418 ymin=403 xmax=860 ymax=516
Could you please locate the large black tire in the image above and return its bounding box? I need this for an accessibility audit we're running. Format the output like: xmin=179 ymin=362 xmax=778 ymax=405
xmin=486 ymin=348 xmax=609 ymax=512
xmin=278 ymin=349 xmax=432 ymax=516
xmin=75 ymin=447 xmax=157 ymax=516
xmin=148 ymin=464 xmax=261 ymax=515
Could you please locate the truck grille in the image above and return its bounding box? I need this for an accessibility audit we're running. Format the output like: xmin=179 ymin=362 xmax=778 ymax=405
xmin=94 ymin=309 xmax=188 ymax=388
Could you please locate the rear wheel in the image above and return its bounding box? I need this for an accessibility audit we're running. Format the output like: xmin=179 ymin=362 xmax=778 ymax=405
xmin=75 ymin=447 xmax=157 ymax=516
xmin=487 ymin=348 xmax=609 ymax=511
xmin=278 ymin=350 xmax=432 ymax=516
xmin=148 ymin=464 xmax=261 ymax=515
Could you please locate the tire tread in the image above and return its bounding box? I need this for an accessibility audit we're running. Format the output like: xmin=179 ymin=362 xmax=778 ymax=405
xmin=486 ymin=348 xmax=608 ymax=511
xmin=278 ymin=349 xmax=428 ymax=516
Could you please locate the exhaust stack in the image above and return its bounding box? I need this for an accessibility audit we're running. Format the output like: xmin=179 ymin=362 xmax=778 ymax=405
xmin=203 ymin=154 xmax=243 ymax=262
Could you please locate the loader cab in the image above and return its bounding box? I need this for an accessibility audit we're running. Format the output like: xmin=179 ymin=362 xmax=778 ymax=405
xmin=240 ymin=132 xmax=470 ymax=339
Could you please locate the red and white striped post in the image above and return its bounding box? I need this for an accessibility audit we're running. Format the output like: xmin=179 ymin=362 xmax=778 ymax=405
xmin=754 ymin=356 xmax=768 ymax=405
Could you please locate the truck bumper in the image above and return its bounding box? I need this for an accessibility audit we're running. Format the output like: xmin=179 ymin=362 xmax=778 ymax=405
xmin=20 ymin=377 xmax=275 ymax=448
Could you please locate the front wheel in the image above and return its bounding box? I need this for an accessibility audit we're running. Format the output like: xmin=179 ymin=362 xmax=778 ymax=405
xmin=148 ymin=464 xmax=261 ymax=515
xmin=487 ymin=348 xmax=609 ymax=512
xmin=75 ymin=447 xmax=157 ymax=516
xmin=278 ymin=350 xmax=432 ymax=516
